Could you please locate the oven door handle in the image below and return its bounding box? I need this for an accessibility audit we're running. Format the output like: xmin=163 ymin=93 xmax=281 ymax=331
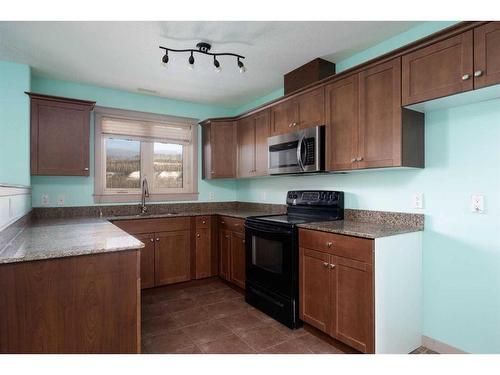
xmin=245 ymin=222 xmax=292 ymax=235
xmin=296 ymin=133 xmax=306 ymax=171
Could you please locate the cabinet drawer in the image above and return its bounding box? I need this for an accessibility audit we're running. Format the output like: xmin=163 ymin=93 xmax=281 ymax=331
xmin=298 ymin=229 xmax=373 ymax=264
xmin=218 ymin=216 xmax=244 ymax=234
xmin=112 ymin=217 xmax=190 ymax=235
xmin=196 ymin=215 xmax=211 ymax=229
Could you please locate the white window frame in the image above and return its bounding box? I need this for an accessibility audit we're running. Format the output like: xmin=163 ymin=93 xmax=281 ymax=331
xmin=93 ymin=106 xmax=199 ymax=204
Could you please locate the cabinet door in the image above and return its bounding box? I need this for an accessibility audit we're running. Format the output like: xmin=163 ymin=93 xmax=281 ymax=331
xmin=210 ymin=121 xmax=237 ymax=178
xmin=474 ymin=22 xmax=500 ymax=89
xmin=325 ymin=75 xmax=359 ymax=171
xmin=270 ymin=99 xmax=298 ymax=136
xmin=402 ymin=31 xmax=473 ymax=105
xmin=254 ymin=109 xmax=270 ymax=176
xmin=229 ymin=231 xmax=246 ymax=289
xmin=296 ymin=87 xmax=325 ymax=129
xmin=31 ymin=99 xmax=90 ymax=176
xmin=219 ymin=229 xmax=231 ymax=281
xmin=299 ymin=247 xmax=331 ymax=333
xmin=135 ymin=233 xmax=155 ymax=289
xmin=237 ymin=116 xmax=255 ymax=178
xmin=154 ymin=230 xmax=190 ymax=286
xmin=330 ymin=255 xmax=374 ymax=354
xmin=195 ymin=228 xmax=211 ymax=279
xmin=358 ymin=58 xmax=402 ymax=169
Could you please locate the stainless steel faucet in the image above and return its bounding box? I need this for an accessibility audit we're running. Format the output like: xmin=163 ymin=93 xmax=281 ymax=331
xmin=140 ymin=177 xmax=149 ymax=214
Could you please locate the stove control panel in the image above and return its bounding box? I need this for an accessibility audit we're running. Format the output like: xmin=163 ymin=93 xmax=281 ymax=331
xmin=286 ymin=190 xmax=344 ymax=207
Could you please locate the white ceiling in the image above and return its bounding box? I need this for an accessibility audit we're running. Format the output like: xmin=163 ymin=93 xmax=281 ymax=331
xmin=0 ymin=21 xmax=421 ymax=108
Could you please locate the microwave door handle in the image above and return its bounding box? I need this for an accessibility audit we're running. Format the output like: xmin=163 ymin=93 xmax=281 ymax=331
xmin=296 ymin=134 xmax=305 ymax=171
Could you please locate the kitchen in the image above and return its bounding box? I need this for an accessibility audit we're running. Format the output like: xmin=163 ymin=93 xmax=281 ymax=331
xmin=0 ymin=3 xmax=499 ymax=373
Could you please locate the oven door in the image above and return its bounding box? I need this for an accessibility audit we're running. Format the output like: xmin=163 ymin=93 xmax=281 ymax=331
xmin=245 ymin=220 xmax=297 ymax=297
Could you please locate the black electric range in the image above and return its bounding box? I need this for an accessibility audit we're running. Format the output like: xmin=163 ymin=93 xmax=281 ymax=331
xmin=244 ymin=190 xmax=344 ymax=328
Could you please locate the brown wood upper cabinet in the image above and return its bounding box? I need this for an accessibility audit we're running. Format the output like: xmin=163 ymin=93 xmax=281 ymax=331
xmin=28 ymin=93 xmax=95 ymax=176
xmin=270 ymin=87 xmax=325 ymax=136
xmin=237 ymin=109 xmax=270 ymax=178
xmin=403 ymin=23 xmax=500 ymax=105
xmin=326 ymin=58 xmax=424 ymax=171
xmin=202 ymin=120 xmax=237 ymax=179
xmin=474 ymin=22 xmax=500 ymax=89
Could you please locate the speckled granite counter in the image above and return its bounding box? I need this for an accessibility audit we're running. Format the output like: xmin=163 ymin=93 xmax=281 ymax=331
xmin=0 ymin=217 xmax=144 ymax=264
xmin=298 ymin=220 xmax=423 ymax=239
xmin=106 ymin=209 xmax=276 ymax=221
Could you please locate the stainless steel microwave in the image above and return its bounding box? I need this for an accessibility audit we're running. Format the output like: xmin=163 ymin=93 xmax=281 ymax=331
xmin=268 ymin=125 xmax=325 ymax=175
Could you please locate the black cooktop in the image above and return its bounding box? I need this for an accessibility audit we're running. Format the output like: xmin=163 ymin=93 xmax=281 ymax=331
xmin=250 ymin=214 xmax=324 ymax=225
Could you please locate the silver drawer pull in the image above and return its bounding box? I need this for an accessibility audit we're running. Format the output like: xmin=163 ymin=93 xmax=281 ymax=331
xmin=330 ymin=263 xmax=336 ymax=269
xmin=326 ymin=241 xmax=333 ymax=248
xmin=462 ymin=74 xmax=470 ymax=81
xmin=323 ymin=262 xmax=329 ymax=268
xmin=474 ymin=70 xmax=483 ymax=77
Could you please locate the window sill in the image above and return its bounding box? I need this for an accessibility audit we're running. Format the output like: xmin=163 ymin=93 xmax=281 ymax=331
xmin=93 ymin=193 xmax=199 ymax=204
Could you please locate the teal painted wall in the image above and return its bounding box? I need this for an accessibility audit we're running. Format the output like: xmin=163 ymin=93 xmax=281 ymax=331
xmin=234 ymin=21 xmax=500 ymax=353
xmin=0 ymin=61 xmax=31 ymax=186
xmin=30 ymin=76 xmax=237 ymax=206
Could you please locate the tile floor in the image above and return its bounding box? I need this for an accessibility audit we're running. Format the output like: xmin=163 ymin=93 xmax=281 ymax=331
xmin=141 ymin=278 xmax=436 ymax=354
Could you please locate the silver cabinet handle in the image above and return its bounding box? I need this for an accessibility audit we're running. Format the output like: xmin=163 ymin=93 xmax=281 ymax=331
xmin=474 ymin=70 xmax=483 ymax=77
xmin=150 ymin=238 xmax=154 ymax=242
xmin=156 ymin=238 xmax=160 ymax=242
xmin=211 ymin=170 xmax=215 ymax=174
xmin=84 ymin=167 xmax=89 ymax=171
xmin=221 ymin=221 xmax=225 ymax=224
xmin=351 ymin=158 xmax=356 ymax=163
xmin=196 ymin=233 xmax=200 ymax=238
xmin=323 ymin=262 xmax=329 ymax=268
xmin=326 ymin=241 xmax=333 ymax=248
xmin=202 ymin=220 xmax=206 ymax=224
xmin=330 ymin=264 xmax=336 ymax=269
xmin=357 ymin=157 xmax=364 ymax=162
xmin=292 ymin=122 xmax=298 ymax=127
xmin=462 ymin=74 xmax=471 ymax=81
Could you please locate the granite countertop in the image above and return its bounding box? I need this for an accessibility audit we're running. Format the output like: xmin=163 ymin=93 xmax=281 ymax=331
xmin=297 ymin=220 xmax=422 ymax=239
xmin=106 ymin=209 xmax=275 ymax=221
xmin=0 ymin=217 xmax=144 ymax=264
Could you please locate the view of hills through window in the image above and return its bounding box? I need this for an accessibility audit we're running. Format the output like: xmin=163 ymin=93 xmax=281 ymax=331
xmin=105 ymin=138 xmax=183 ymax=190
xmin=153 ymin=142 xmax=183 ymax=188
xmin=105 ymin=138 xmax=141 ymax=189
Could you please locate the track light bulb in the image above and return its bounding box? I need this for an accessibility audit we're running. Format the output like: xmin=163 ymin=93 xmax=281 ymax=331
xmin=162 ymin=52 xmax=169 ymax=65
xmin=188 ymin=53 xmax=195 ymax=70
xmin=213 ymin=57 xmax=221 ymax=73
xmin=238 ymin=59 xmax=246 ymax=73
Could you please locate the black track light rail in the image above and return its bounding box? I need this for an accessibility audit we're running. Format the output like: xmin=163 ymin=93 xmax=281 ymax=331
xmin=158 ymin=46 xmax=245 ymax=60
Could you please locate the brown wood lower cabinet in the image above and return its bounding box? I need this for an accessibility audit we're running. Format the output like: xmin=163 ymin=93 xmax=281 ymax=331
xmin=135 ymin=233 xmax=155 ymax=289
xmin=0 ymin=250 xmax=140 ymax=353
xmin=155 ymin=230 xmax=191 ymax=286
xmin=218 ymin=216 xmax=245 ymax=289
xmin=299 ymin=229 xmax=374 ymax=353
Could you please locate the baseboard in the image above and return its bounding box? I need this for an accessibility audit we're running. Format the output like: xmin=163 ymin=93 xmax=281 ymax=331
xmin=422 ymin=335 xmax=468 ymax=354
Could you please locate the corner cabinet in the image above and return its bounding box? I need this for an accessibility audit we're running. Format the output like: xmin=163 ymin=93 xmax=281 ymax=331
xmin=201 ymin=120 xmax=237 ymax=179
xmin=326 ymin=58 xmax=424 ymax=171
xmin=28 ymin=92 xmax=95 ymax=176
xmin=237 ymin=109 xmax=270 ymax=178
xmin=299 ymin=228 xmax=423 ymax=354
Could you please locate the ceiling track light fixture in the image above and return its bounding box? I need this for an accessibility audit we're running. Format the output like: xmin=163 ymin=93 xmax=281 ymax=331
xmin=159 ymin=42 xmax=246 ymax=73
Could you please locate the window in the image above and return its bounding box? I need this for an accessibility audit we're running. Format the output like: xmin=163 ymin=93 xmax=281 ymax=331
xmin=94 ymin=107 xmax=198 ymax=203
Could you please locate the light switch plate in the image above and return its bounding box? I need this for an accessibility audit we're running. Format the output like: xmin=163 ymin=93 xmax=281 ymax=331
xmin=57 ymin=195 xmax=65 ymax=205
xmin=260 ymin=191 xmax=267 ymax=201
xmin=41 ymin=194 xmax=49 ymax=206
xmin=471 ymin=194 xmax=484 ymax=213
xmin=413 ymin=192 xmax=424 ymax=209
xmin=208 ymin=192 xmax=215 ymax=201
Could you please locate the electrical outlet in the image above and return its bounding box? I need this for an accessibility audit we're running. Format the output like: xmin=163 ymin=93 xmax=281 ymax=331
xmin=260 ymin=191 xmax=267 ymax=201
xmin=413 ymin=192 xmax=424 ymax=209
xmin=471 ymin=194 xmax=484 ymax=213
xmin=208 ymin=192 xmax=215 ymax=201
xmin=41 ymin=194 xmax=49 ymax=206
xmin=57 ymin=194 xmax=65 ymax=205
